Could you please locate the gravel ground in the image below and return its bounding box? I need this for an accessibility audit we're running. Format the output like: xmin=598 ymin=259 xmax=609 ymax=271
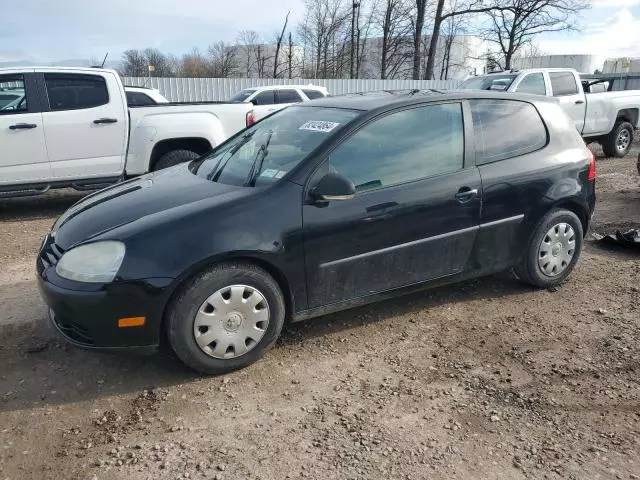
xmin=0 ymin=147 xmax=639 ymax=480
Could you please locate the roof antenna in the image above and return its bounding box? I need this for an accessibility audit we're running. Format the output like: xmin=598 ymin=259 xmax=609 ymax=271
xmin=100 ymin=52 xmax=109 ymax=68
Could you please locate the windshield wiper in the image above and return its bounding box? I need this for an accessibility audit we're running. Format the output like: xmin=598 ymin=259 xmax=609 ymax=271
xmin=245 ymin=130 xmax=273 ymax=186
xmin=205 ymin=131 xmax=256 ymax=181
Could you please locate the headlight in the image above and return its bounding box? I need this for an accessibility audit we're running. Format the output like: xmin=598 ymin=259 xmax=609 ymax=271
xmin=56 ymin=241 xmax=125 ymax=283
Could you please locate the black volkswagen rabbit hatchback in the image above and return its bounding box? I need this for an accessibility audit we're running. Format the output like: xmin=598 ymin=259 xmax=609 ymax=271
xmin=38 ymin=90 xmax=596 ymax=374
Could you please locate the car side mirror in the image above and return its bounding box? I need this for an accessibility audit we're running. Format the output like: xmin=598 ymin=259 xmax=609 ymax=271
xmin=250 ymin=99 xmax=258 ymax=106
xmin=311 ymin=172 xmax=355 ymax=201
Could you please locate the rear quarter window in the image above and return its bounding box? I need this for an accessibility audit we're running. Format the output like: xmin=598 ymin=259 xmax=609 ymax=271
xmin=470 ymin=99 xmax=548 ymax=164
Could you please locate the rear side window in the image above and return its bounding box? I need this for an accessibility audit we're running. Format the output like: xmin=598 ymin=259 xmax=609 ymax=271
xmin=549 ymin=72 xmax=578 ymax=97
xmin=515 ymin=73 xmax=546 ymax=96
xmin=251 ymin=90 xmax=276 ymax=105
xmin=276 ymin=89 xmax=302 ymax=104
xmin=470 ymin=100 xmax=547 ymax=165
xmin=303 ymin=89 xmax=325 ymax=100
xmin=45 ymin=74 xmax=109 ymax=111
xmin=126 ymin=91 xmax=156 ymax=106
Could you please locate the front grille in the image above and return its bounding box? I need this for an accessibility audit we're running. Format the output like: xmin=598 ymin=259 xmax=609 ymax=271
xmin=39 ymin=236 xmax=65 ymax=269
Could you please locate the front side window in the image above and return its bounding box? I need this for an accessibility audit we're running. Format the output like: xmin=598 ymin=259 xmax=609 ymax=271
xmin=549 ymin=72 xmax=578 ymax=96
xmin=192 ymin=106 xmax=360 ymax=187
xmin=276 ymin=89 xmax=302 ymax=104
xmin=251 ymin=90 xmax=276 ymax=105
xmin=0 ymin=75 xmax=28 ymax=113
xmin=470 ymin=99 xmax=547 ymax=164
xmin=329 ymin=103 xmax=464 ymax=193
xmin=515 ymin=73 xmax=547 ymax=96
xmin=45 ymin=73 xmax=109 ymax=111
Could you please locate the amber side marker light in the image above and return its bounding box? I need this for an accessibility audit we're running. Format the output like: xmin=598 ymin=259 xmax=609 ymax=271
xmin=118 ymin=317 xmax=146 ymax=328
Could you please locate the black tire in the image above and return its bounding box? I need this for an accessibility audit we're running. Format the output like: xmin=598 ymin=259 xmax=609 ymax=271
xmin=153 ymin=149 xmax=199 ymax=171
xmin=602 ymin=121 xmax=634 ymax=158
xmin=636 ymin=152 xmax=640 ymax=176
xmin=514 ymin=209 xmax=584 ymax=289
xmin=166 ymin=262 xmax=286 ymax=374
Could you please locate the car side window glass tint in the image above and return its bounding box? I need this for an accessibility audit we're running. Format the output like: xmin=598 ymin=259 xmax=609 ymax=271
xmin=126 ymin=91 xmax=156 ymax=106
xmin=471 ymin=99 xmax=547 ymax=165
xmin=44 ymin=74 xmax=109 ymax=111
xmin=303 ymin=89 xmax=325 ymax=100
xmin=251 ymin=90 xmax=276 ymax=105
xmin=276 ymin=89 xmax=302 ymax=104
xmin=549 ymin=72 xmax=578 ymax=96
xmin=0 ymin=74 xmax=28 ymax=114
xmin=515 ymin=73 xmax=546 ymax=95
xmin=330 ymin=103 xmax=464 ymax=192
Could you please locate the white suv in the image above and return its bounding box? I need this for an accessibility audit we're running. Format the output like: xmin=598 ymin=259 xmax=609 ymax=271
xmin=230 ymin=84 xmax=329 ymax=121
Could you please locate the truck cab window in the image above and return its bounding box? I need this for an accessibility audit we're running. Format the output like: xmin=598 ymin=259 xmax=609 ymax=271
xmin=44 ymin=73 xmax=109 ymax=111
xmin=0 ymin=75 xmax=28 ymax=113
xmin=549 ymin=72 xmax=578 ymax=97
xmin=515 ymin=73 xmax=546 ymax=96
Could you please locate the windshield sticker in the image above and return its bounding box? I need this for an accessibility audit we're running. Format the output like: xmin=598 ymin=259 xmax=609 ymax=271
xmin=299 ymin=121 xmax=340 ymax=133
xmin=274 ymin=170 xmax=287 ymax=179
xmin=260 ymin=169 xmax=279 ymax=178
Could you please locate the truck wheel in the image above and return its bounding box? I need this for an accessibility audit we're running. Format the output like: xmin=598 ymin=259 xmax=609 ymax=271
xmin=166 ymin=262 xmax=286 ymax=374
xmin=602 ymin=121 xmax=634 ymax=158
xmin=154 ymin=149 xmax=199 ymax=171
xmin=514 ymin=209 xmax=583 ymax=289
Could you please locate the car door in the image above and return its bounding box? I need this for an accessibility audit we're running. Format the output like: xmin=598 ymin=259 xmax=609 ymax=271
xmin=513 ymin=72 xmax=547 ymax=96
xmin=548 ymin=71 xmax=586 ymax=133
xmin=41 ymin=72 xmax=128 ymax=179
xmin=302 ymin=102 xmax=481 ymax=308
xmin=249 ymin=90 xmax=277 ymax=121
xmin=0 ymin=72 xmax=51 ymax=185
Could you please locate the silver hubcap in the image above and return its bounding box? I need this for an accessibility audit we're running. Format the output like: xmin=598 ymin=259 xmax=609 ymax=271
xmin=538 ymin=223 xmax=576 ymax=277
xmin=616 ymin=129 xmax=631 ymax=152
xmin=193 ymin=285 xmax=269 ymax=359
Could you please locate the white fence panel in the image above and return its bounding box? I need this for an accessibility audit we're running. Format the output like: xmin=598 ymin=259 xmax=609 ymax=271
xmin=122 ymin=77 xmax=461 ymax=102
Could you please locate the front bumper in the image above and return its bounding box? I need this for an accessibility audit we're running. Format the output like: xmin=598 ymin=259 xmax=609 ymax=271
xmin=37 ymin=242 xmax=173 ymax=350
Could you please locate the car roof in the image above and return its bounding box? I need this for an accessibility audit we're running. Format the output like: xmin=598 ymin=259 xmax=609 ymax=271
xmin=299 ymin=89 xmax=557 ymax=111
xmin=248 ymin=85 xmax=327 ymax=91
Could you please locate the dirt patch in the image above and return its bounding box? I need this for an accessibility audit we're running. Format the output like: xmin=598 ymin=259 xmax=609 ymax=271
xmin=0 ymin=150 xmax=639 ymax=480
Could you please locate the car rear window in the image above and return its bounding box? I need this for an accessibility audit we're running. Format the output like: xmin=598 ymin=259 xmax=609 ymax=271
xmin=470 ymin=99 xmax=547 ymax=164
xmin=230 ymin=89 xmax=255 ymax=102
xmin=276 ymin=89 xmax=302 ymax=104
xmin=303 ymin=89 xmax=325 ymax=100
xmin=126 ymin=91 xmax=156 ymax=106
xmin=460 ymin=75 xmax=517 ymax=91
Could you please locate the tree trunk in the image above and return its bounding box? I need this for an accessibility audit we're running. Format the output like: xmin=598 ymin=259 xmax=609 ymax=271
xmin=288 ymin=32 xmax=293 ymax=78
xmin=412 ymin=0 xmax=426 ymax=80
xmin=425 ymin=0 xmax=445 ymax=80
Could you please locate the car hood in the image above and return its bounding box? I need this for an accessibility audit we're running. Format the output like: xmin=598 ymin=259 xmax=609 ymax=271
xmin=53 ymin=164 xmax=249 ymax=249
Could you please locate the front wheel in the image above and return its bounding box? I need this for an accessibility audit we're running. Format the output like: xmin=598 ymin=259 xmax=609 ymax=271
xmin=515 ymin=209 xmax=584 ymax=289
xmin=153 ymin=149 xmax=199 ymax=171
xmin=167 ymin=262 xmax=286 ymax=374
xmin=602 ymin=121 xmax=634 ymax=158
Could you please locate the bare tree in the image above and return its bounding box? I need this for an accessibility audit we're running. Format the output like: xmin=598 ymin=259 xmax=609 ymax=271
xmin=483 ymin=0 xmax=588 ymax=70
xmin=424 ymin=0 xmax=510 ymax=80
xmin=144 ymin=48 xmax=172 ymax=76
xmin=378 ymin=0 xmax=412 ymax=79
xmin=208 ymin=42 xmax=238 ymax=77
xmin=120 ymin=50 xmax=147 ymax=77
xmin=273 ymin=11 xmax=291 ymax=78
xmin=411 ymin=0 xmax=430 ymax=79
xmin=181 ymin=48 xmax=212 ymax=77
xmin=288 ymin=32 xmax=294 ymax=78
xmin=237 ymin=30 xmax=260 ymax=76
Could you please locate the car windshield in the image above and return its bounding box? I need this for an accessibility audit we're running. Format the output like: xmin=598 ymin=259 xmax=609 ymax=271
xmin=230 ymin=89 xmax=256 ymax=102
xmin=192 ymin=106 xmax=360 ymax=187
xmin=460 ymin=75 xmax=517 ymax=91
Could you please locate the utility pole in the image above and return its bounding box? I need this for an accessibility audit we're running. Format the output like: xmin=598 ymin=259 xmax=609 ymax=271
xmin=350 ymin=1 xmax=360 ymax=79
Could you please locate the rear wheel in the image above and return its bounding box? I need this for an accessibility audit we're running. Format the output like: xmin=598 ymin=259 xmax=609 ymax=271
xmin=515 ymin=209 xmax=583 ymax=289
xmin=167 ymin=262 xmax=285 ymax=374
xmin=153 ymin=149 xmax=199 ymax=171
xmin=602 ymin=121 xmax=633 ymax=158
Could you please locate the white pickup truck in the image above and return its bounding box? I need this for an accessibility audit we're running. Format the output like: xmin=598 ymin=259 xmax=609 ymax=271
xmin=461 ymin=68 xmax=640 ymax=158
xmin=0 ymin=67 xmax=254 ymax=197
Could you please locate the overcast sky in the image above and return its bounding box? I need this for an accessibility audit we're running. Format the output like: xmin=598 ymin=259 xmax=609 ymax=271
xmin=1 ymin=0 xmax=640 ymax=66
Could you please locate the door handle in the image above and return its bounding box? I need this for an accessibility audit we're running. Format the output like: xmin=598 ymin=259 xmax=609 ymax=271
xmin=455 ymin=187 xmax=478 ymax=203
xmin=575 ymin=100 xmax=585 ymax=104
xmin=9 ymin=123 xmax=37 ymax=130
xmin=93 ymin=118 xmax=118 ymax=124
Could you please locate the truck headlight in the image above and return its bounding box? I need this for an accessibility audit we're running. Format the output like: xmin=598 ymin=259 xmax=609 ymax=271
xmin=56 ymin=241 xmax=125 ymax=283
